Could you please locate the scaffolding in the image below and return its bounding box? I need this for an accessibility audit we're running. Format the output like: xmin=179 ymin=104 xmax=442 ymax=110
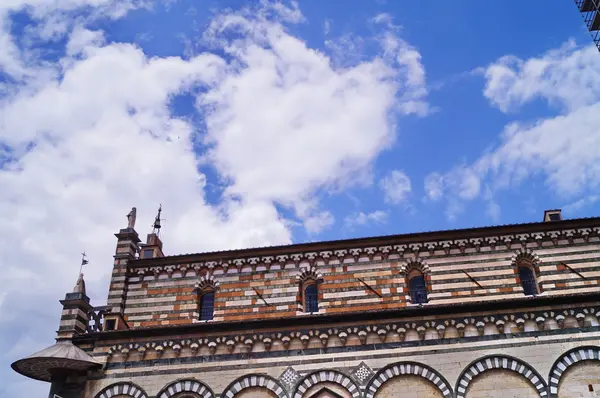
xmin=575 ymin=0 xmax=600 ymax=50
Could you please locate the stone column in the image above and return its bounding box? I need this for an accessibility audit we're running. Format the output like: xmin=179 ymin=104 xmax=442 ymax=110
xmin=108 ymin=227 xmax=139 ymax=314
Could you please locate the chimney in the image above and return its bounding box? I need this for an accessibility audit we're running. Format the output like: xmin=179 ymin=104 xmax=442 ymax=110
xmin=543 ymin=209 xmax=562 ymax=222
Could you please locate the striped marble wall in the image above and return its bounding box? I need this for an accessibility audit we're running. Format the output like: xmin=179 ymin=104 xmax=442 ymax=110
xmin=117 ymin=225 xmax=600 ymax=328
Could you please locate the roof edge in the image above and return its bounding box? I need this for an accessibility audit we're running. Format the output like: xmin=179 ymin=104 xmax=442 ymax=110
xmin=129 ymin=216 xmax=600 ymax=267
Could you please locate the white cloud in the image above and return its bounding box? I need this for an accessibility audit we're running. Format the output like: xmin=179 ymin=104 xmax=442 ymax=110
xmin=344 ymin=210 xmax=388 ymax=229
xmin=0 ymin=2 xmax=429 ymax=394
xmin=379 ymin=170 xmax=412 ymax=204
xmin=198 ymin=5 xmax=428 ymax=230
xmin=483 ymin=40 xmax=600 ymax=113
xmin=483 ymin=186 xmax=500 ymax=222
xmin=303 ymin=211 xmax=335 ymax=234
xmin=563 ymin=195 xmax=600 ymax=215
xmin=424 ymin=172 xmax=444 ymax=201
xmin=429 ymin=41 xmax=600 ymax=220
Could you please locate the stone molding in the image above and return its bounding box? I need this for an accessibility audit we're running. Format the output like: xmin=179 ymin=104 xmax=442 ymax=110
xmin=292 ymin=369 xmax=361 ymax=398
xmin=95 ymin=382 xmax=147 ymax=398
xmin=156 ymin=378 xmax=214 ymax=398
xmin=364 ymin=361 xmax=453 ymax=398
xmin=105 ymin=306 xmax=600 ymax=361
xmin=127 ymin=227 xmax=600 ymax=279
xmin=221 ymin=373 xmax=287 ymax=398
xmin=455 ymin=355 xmax=548 ymax=398
xmin=548 ymin=345 xmax=600 ymax=397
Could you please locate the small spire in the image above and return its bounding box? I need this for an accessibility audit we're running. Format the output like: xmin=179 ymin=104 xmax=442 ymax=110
xmin=152 ymin=204 xmax=162 ymax=235
xmin=72 ymin=273 xmax=86 ymax=295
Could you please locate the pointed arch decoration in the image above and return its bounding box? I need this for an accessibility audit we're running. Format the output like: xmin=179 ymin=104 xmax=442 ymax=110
xmin=455 ymin=355 xmax=547 ymax=398
xmin=95 ymin=382 xmax=148 ymax=398
xmin=194 ymin=274 xmax=219 ymax=292
xmin=221 ymin=373 xmax=288 ymax=398
xmin=292 ymin=369 xmax=360 ymax=398
xmin=548 ymin=346 xmax=600 ymax=397
xmin=157 ymin=378 xmax=215 ymax=398
xmin=364 ymin=362 xmax=453 ymax=398
xmin=296 ymin=265 xmax=323 ymax=283
xmin=511 ymin=248 xmax=542 ymax=270
xmin=399 ymin=259 xmax=431 ymax=275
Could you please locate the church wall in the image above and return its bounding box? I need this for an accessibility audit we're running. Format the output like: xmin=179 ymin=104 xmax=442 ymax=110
xmin=84 ymin=333 xmax=600 ymax=398
xmin=120 ymin=232 xmax=600 ymax=328
xmin=78 ymin=218 xmax=600 ymax=398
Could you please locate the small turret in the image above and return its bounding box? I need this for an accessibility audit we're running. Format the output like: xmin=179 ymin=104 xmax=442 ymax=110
xmin=11 ymin=259 xmax=101 ymax=398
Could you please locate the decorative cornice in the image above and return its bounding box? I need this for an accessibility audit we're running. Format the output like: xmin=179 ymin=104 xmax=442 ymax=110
xmin=127 ymin=226 xmax=599 ymax=280
xmin=104 ymin=305 xmax=600 ymax=362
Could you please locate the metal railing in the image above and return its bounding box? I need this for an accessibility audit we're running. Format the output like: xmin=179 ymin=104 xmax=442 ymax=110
xmin=87 ymin=306 xmax=111 ymax=333
xmin=575 ymin=0 xmax=600 ymax=51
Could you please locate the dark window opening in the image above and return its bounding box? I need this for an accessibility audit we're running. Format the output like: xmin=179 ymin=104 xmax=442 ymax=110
xmin=304 ymin=282 xmax=318 ymax=313
xmin=549 ymin=213 xmax=561 ymax=221
xmin=143 ymin=249 xmax=154 ymax=259
xmin=199 ymin=291 xmax=214 ymax=321
xmin=518 ymin=265 xmax=539 ymax=296
xmin=589 ymin=384 xmax=594 ymax=392
xmin=105 ymin=319 xmax=116 ymax=331
xmin=408 ymin=271 xmax=428 ymax=304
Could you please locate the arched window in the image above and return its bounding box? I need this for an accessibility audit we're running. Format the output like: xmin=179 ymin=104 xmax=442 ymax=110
xmin=199 ymin=290 xmax=215 ymax=321
xmin=407 ymin=268 xmax=428 ymax=304
xmin=518 ymin=262 xmax=539 ymax=296
xmin=303 ymin=280 xmax=319 ymax=313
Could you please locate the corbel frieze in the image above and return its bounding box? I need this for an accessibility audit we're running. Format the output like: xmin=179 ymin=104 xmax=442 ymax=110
xmin=128 ymin=227 xmax=600 ymax=280
xmin=105 ymin=306 xmax=600 ymax=362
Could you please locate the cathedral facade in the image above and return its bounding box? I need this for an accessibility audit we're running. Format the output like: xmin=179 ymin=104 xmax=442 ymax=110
xmin=11 ymin=209 xmax=600 ymax=398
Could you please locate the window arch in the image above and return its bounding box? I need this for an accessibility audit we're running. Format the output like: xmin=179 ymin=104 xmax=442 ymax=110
xmin=407 ymin=268 xmax=428 ymax=304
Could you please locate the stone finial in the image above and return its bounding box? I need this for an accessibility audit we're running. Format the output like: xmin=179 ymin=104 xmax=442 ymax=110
xmin=72 ymin=273 xmax=86 ymax=295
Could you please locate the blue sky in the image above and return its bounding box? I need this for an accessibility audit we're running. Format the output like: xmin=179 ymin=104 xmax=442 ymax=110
xmin=1 ymin=1 xmax=599 ymax=396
